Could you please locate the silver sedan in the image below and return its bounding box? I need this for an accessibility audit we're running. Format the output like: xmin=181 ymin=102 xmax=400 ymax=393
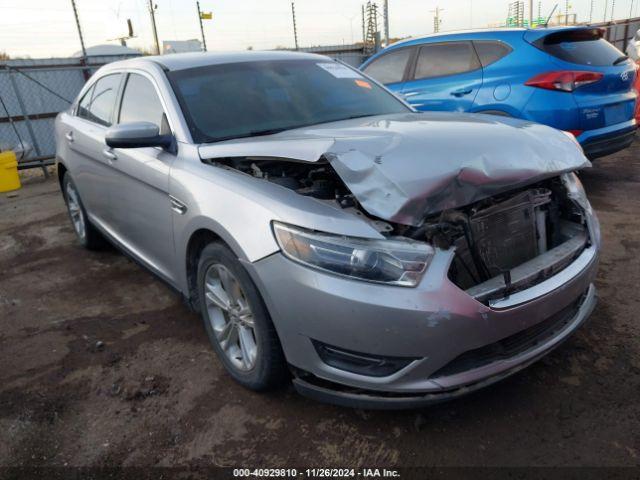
xmin=55 ymin=51 xmax=599 ymax=408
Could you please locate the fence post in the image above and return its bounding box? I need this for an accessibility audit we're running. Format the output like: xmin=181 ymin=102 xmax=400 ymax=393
xmin=7 ymin=67 xmax=49 ymax=178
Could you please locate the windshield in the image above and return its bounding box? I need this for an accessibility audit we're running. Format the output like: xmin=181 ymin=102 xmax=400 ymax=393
xmin=167 ymin=59 xmax=410 ymax=143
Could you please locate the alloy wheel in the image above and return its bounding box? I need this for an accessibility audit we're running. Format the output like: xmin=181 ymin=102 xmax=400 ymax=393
xmin=66 ymin=182 xmax=86 ymax=241
xmin=204 ymin=263 xmax=258 ymax=371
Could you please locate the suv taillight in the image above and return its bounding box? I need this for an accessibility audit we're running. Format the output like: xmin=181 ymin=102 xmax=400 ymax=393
xmin=525 ymin=71 xmax=603 ymax=92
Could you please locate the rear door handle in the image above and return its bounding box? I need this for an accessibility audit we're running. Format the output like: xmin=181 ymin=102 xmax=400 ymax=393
xmin=451 ymin=87 xmax=473 ymax=97
xmin=65 ymin=131 xmax=74 ymax=142
xmin=102 ymin=148 xmax=117 ymax=161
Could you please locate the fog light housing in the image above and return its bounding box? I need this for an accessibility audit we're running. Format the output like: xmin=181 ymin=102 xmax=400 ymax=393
xmin=312 ymin=340 xmax=417 ymax=377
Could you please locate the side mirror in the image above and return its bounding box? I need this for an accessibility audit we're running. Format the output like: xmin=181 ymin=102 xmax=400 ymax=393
xmin=105 ymin=121 xmax=174 ymax=150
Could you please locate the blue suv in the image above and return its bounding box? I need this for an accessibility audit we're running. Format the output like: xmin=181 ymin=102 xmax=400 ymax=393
xmin=361 ymin=27 xmax=637 ymax=159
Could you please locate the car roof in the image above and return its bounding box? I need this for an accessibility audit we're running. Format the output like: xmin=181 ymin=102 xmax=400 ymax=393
xmin=102 ymin=50 xmax=328 ymax=72
xmin=384 ymin=25 xmax=592 ymax=50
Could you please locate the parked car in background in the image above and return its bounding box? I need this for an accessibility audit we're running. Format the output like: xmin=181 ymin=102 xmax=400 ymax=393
xmin=56 ymin=51 xmax=599 ymax=409
xmin=625 ymin=28 xmax=640 ymax=122
xmin=361 ymin=26 xmax=637 ymax=159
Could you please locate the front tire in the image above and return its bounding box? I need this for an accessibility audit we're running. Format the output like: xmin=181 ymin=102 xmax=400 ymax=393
xmin=197 ymin=242 xmax=287 ymax=390
xmin=62 ymin=173 xmax=105 ymax=250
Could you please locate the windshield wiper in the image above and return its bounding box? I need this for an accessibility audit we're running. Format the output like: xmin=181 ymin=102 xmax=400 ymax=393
xmin=613 ymin=55 xmax=630 ymax=65
xmin=246 ymin=128 xmax=289 ymax=137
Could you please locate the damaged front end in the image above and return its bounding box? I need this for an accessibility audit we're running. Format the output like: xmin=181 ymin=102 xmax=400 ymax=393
xmin=199 ymin=113 xmax=597 ymax=302
xmin=209 ymin=155 xmax=597 ymax=306
xmin=408 ymin=173 xmax=599 ymax=305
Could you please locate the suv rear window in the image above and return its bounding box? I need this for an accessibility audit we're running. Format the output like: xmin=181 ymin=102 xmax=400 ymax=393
xmin=535 ymin=29 xmax=625 ymax=66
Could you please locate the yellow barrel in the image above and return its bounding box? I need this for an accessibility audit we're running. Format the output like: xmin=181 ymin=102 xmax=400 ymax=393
xmin=0 ymin=150 xmax=21 ymax=192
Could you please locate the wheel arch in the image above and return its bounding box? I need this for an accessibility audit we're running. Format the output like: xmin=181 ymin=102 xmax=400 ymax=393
xmin=56 ymin=160 xmax=68 ymax=192
xmin=182 ymin=218 xmax=261 ymax=309
xmin=473 ymin=109 xmax=514 ymax=117
xmin=185 ymin=228 xmax=222 ymax=310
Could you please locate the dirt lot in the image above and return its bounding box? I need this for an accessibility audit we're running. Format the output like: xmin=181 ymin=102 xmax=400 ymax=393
xmin=0 ymin=144 xmax=639 ymax=470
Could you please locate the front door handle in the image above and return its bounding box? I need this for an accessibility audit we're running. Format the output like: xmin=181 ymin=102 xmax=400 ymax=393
xmin=451 ymin=87 xmax=473 ymax=97
xmin=102 ymin=148 xmax=117 ymax=161
xmin=65 ymin=131 xmax=74 ymax=142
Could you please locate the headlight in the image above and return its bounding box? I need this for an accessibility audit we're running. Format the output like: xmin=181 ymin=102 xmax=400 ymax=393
xmin=561 ymin=172 xmax=591 ymax=213
xmin=561 ymin=172 xmax=601 ymax=247
xmin=272 ymin=222 xmax=434 ymax=287
xmin=562 ymin=130 xmax=583 ymax=149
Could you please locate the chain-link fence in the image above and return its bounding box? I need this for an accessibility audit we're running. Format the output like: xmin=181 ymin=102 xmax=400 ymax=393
xmin=296 ymin=44 xmax=371 ymax=67
xmin=0 ymin=54 xmax=139 ymax=173
xmin=592 ymin=16 xmax=640 ymax=51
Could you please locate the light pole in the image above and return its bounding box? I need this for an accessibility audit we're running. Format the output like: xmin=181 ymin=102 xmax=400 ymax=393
xmin=148 ymin=0 xmax=160 ymax=55
xmin=196 ymin=1 xmax=208 ymax=51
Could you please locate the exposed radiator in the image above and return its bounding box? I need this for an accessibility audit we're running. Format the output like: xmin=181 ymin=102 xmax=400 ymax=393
xmin=469 ymin=189 xmax=551 ymax=278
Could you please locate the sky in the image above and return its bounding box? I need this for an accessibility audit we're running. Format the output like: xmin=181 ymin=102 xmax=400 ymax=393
xmin=1 ymin=0 xmax=639 ymax=58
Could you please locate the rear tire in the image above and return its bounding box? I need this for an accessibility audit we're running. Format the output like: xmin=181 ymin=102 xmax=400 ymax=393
xmin=197 ymin=242 xmax=288 ymax=391
xmin=62 ymin=173 xmax=105 ymax=250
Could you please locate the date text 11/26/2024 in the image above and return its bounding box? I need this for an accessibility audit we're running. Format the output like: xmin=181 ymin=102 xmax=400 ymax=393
xmin=233 ymin=468 xmax=401 ymax=478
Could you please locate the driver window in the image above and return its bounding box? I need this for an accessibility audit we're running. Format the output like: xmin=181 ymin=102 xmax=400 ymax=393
xmin=119 ymin=73 xmax=170 ymax=135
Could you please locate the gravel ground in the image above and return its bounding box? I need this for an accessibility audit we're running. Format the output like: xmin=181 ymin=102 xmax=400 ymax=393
xmin=0 ymin=146 xmax=638 ymax=469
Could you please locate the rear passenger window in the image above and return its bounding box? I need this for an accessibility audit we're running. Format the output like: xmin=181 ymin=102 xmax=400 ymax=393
xmin=414 ymin=42 xmax=480 ymax=80
xmin=119 ymin=73 xmax=169 ymax=134
xmin=362 ymin=48 xmax=412 ymax=84
xmin=473 ymin=41 xmax=513 ymax=67
xmin=77 ymin=74 xmax=122 ymax=126
xmin=76 ymin=85 xmax=95 ymax=120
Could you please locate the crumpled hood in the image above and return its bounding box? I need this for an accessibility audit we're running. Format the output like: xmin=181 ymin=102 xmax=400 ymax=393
xmin=199 ymin=112 xmax=590 ymax=226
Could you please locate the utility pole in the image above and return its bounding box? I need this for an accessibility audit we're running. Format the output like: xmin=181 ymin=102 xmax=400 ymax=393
xmin=565 ymin=0 xmax=569 ymax=24
xmin=589 ymin=0 xmax=594 ymax=23
xmin=364 ymin=1 xmax=379 ymax=54
xmin=291 ymin=2 xmax=299 ymax=50
xmin=610 ymin=0 xmax=615 ymax=20
xmin=604 ymin=0 xmax=608 ymax=21
xmin=148 ymin=0 xmax=160 ymax=55
xmin=431 ymin=7 xmax=443 ymax=33
xmin=196 ymin=1 xmax=207 ymax=51
xmin=70 ymin=0 xmax=86 ymax=58
xmin=383 ymin=0 xmax=389 ymax=46
xmin=362 ymin=5 xmax=366 ymax=44
xmin=529 ymin=0 xmax=533 ymax=27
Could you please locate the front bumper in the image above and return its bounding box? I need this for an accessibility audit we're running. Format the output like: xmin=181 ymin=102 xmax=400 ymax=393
xmin=245 ymin=242 xmax=599 ymax=409
xmin=292 ymin=284 xmax=596 ymax=409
